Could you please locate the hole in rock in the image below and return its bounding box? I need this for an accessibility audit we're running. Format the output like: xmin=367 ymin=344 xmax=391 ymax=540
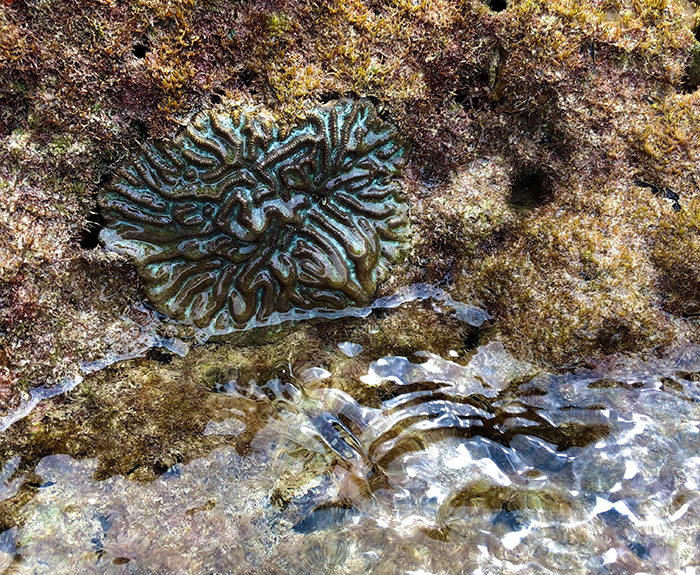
xmin=627 ymin=541 xmax=650 ymax=560
xmin=239 ymin=68 xmax=257 ymax=89
xmin=680 ymin=24 xmax=700 ymax=93
xmin=364 ymin=95 xmax=390 ymax=120
xmin=488 ymin=0 xmax=507 ymax=12
xmin=319 ymin=91 xmax=342 ymax=103
xmin=132 ymin=44 xmax=148 ymax=58
xmin=79 ymin=210 xmax=104 ymax=250
xmin=462 ymin=328 xmax=481 ymax=351
xmin=145 ymin=347 xmax=175 ymax=364
xmin=151 ymin=461 xmax=169 ymax=477
xmin=0 ymin=91 xmax=31 ymax=137
xmin=509 ymin=169 xmax=552 ymax=210
xmin=682 ymin=47 xmax=700 ymax=93
xmin=211 ymin=87 xmax=226 ymax=105
xmin=130 ymin=119 xmax=149 ymax=140
xmin=455 ymin=70 xmax=489 ymax=110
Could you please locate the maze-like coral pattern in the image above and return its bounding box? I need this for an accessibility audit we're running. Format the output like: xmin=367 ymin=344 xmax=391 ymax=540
xmin=100 ymin=100 xmax=411 ymax=333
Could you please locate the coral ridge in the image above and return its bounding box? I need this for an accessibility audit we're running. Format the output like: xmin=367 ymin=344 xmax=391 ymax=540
xmin=100 ymin=99 xmax=410 ymax=333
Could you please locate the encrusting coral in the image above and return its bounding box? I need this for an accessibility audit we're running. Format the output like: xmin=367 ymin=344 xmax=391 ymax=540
xmin=100 ymin=99 xmax=410 ymax=333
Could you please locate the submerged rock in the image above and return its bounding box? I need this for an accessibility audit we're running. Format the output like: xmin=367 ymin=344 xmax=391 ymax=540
xmin=1 ymin=341 xmax=700 ymax=574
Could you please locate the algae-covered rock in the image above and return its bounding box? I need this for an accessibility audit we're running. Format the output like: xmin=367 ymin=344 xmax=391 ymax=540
xmin=1 ymin=0 xmax=700 ymax=406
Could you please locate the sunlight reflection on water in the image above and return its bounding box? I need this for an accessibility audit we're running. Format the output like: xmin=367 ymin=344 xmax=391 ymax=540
xmin=1 ymin=343 xmax=700 ymax=574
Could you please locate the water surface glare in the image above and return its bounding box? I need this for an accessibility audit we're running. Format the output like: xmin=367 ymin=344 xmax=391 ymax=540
xmin=1 ymin=343 xmax=700 ymax=574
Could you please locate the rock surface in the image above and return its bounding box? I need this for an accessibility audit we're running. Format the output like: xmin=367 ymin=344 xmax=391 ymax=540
xmin=1 ymin=0 xmax=700 ymax=408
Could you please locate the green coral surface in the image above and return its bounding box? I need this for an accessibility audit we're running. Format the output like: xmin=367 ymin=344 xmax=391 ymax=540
xmin=100 ymin=99 xmax=410 ymax=333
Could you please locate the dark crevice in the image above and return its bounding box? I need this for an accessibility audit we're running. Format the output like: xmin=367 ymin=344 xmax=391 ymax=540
xmin=634 ymin=180 xmax=681 ymax=211
xmin=509 ymin=169 xmax=552 ymax=211
xmin=151 ymin=462 xmax=169 ymax=477
xmin=455 ymin=69 xmax=489 ymax=110
xmin=682 ymin=43 xmax=700 ymax=93
xmin=78 ymin=210 xmax=104 ymax=250
xmin=211 ymin=88 xmax=226 ymax=105
xmin=487 ymin=0 xmax=507 ymax=12
xmin=463 ymin=328 xmax=481 ymax=351
xmin=132 ymin=44 xmax=148 ymax=59
xmin=239 ymin=68 xmax=257 ymax=89
xmin=319 ymin=91 xmax=343 ymax=103
xmin=131 ymin=119 xmax=149 ymax=141
xmin=0 ymin=91 xmax=31 ymax=137
xmin=363 ymin=94 xmax=382 ymax=108
xmin=680 ymin=22 xmax=700 ymax=93
xmin=368 ymin=96 xmax=390 ymax=120
xmin=145 ymin=347 xmax=175 ymax=364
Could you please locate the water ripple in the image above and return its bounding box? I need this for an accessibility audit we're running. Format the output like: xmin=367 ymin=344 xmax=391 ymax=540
xmin=1 ymin=343 xmax=700 ymax=574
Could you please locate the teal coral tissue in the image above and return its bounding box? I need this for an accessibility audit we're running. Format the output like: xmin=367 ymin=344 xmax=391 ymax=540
xmin=99 ymin=99 xmax=411 ymax=333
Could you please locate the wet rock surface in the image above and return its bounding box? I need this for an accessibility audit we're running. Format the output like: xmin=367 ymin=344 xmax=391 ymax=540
xmin=1 ymin=340 xmax=699 ymax=573
xmin=2 ymin=0 xmax=700 ymax=571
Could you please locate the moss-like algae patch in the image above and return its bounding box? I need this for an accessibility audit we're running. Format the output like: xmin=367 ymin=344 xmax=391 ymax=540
xmin=1 ymin=0 xmax=700 ymax=407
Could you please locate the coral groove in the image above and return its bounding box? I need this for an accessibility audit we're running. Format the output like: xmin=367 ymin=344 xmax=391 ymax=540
xmin=100 ymin=99 xmax=410 ymax=333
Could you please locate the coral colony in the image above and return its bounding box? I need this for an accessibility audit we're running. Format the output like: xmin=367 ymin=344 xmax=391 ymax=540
xmin=100 ymin=100 xmax=410 ymax=333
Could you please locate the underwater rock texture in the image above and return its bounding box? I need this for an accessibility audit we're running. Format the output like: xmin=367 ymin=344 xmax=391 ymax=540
xmin=2 ymin=0 xmax=700 ymax=405
xmin=100 ymin=100 xmax=410 ymax=332
xmin=2 ymin=341 xmax=700 ymax=573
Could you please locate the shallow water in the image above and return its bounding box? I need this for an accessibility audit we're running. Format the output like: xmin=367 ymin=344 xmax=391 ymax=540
xmin=1 ymin=341 xmax=700 ymax=574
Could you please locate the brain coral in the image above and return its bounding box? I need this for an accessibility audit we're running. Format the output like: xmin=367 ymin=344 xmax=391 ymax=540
xmin=99 ymin=99 xmax=411 ymax=333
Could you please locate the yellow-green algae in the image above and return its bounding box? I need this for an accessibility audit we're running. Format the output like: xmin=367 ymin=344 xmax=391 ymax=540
xmin=1 ymin=0 xmax=700 ymax=407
